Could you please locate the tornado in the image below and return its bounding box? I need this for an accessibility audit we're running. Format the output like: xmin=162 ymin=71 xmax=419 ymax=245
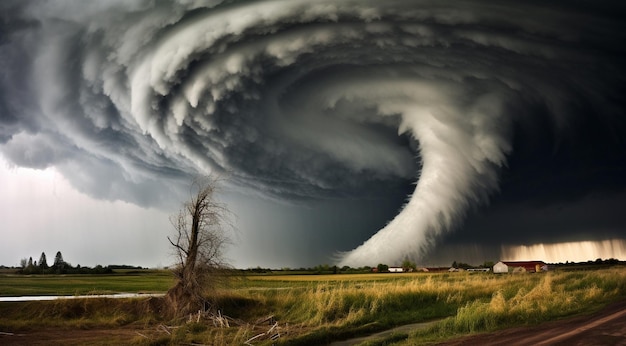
xmin=1 ymin=1 xmax=624 ymax=266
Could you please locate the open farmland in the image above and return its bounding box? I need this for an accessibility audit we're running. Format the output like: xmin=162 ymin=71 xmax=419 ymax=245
xmin=0 ymin=270 xmax=174 ymax=297
xmin=1 ymin=267 xmax=625 ymax=345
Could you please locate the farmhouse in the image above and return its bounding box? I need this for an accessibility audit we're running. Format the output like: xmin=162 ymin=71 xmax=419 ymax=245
xmin=493 ymin=261 xmax=548 ymax=273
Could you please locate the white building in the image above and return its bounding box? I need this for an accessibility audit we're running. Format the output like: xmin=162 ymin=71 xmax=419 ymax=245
xmin=493 ymin=261 xmax=509 ymax=273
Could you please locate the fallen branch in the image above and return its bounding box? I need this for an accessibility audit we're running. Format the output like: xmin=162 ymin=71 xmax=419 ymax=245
xmin=135 ymin=332 xmax=149 ymax=339
xmin=255 ymin=315 xmax=275 ymax=325
xmin=266 ymin=321 xmax=278 ymax=335
xmin=206 ymin=310 xmax=231 ymax=328
xmin=224 ymin=315 xmax=246 ymax=326
xmin=244 ymin=332 xmax=266 ymax=345
xmin=158 ymin=324 xmax=172 ymax=335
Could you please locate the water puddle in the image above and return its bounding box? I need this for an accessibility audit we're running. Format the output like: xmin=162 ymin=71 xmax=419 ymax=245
xmin=0 ymin=293 xmax=164 ymax=302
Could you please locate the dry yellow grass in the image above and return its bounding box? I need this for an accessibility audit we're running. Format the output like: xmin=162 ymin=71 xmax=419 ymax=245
xmin=423 ymin=268 xmax=626 ymax=339
xmin=3 ymin=268 xmax=624 ymax=345
xmin=232 ymin=268 xmax=626 ymax=345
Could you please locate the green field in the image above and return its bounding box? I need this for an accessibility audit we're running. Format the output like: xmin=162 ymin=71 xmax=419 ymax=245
xmin=0 ymin=270 xmax=174 ymax=296
xmin=1 ymin=267 xmax=625 ymax=345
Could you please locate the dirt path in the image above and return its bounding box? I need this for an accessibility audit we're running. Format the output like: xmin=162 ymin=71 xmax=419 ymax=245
xmin=329 ymin=320 xmax=441 ymax=346
xmin=439 ymin=300 xmax=626 ymax=346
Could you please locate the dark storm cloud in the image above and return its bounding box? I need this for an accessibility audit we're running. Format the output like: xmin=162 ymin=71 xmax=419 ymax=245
xmin=0 ymin=0 xmax=624 ymax=266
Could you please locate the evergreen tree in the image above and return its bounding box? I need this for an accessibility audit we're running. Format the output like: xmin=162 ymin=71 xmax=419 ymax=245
xmin=38 ymin=252 xmax=48 ymax=269
xmin=53 ymin=251 xmax=64 ymax=267
xmin=27 ymin=257 xmax=33 ymax=267
xmin=52 ymin=251 xmax=68 ymax=274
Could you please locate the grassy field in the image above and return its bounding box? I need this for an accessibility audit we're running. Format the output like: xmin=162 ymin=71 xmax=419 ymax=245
xmin=0 ymin=270 xmax=174 ymax=296
xmin=235 ymin=269 xmax=626 ymax=345
xmin=1 ymin=267 xmax=625 ymax=345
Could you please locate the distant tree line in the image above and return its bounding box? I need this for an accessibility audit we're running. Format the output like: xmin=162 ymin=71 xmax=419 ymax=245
xmin=241 ymin=265 xmax=375 ymax=275
xmin=554 ymin=258 xmax=623 ymax=270
xmin=17 ymin=251 xmax=143 ymax=275
xmin=239 ymin=258 xmax=625 ymax=275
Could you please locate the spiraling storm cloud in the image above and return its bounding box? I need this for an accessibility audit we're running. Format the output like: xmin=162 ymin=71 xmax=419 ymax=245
xmin=1 ymin=0 xmax=625 ymax=267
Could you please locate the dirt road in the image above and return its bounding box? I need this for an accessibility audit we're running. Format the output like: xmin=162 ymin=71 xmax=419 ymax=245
xmin=439 ymin=300 xmax=626 ymax=346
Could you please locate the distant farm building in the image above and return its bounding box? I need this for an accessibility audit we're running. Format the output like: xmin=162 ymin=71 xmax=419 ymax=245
xmin=388 ymin=267 xmax=404 ymax=273
xmin=466 ymin=268 xmax=490 ymax=273
xmin=493 ymin=261 xmax=548 ymax=273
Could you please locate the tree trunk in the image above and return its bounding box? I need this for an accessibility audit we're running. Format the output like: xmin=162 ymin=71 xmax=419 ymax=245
xmin=165 ymin=177 xmax=232 ymax=317
xmin=165 ymin=192 xmax=205 ymax=316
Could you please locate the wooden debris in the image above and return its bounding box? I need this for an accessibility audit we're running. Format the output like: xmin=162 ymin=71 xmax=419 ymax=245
xmin=255 ymin=315 xmax=275 ymax=325
xmin=135 ymin=332 xmax=149 ymax=339
xmin=157 ymin=324 xmax=179 ymax=335
xmin=177 ymin=310 xmax=288 ymax=345
xmin=243 ymin=319 xmax=287 ymax=345
xmin=244 ymin=332 xmax=266 ymax=345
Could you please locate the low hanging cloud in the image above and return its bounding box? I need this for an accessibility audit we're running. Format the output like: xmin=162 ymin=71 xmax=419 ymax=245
xmin=1 ymin=0 xmax=624 ymax=266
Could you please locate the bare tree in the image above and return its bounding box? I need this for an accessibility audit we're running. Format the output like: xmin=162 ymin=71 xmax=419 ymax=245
xmin=165 ymin=176 xmax=233 ymax=316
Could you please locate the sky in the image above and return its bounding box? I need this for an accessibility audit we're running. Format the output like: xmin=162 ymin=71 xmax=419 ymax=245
xmin=1 ymin=0 xmax=625 ymax=269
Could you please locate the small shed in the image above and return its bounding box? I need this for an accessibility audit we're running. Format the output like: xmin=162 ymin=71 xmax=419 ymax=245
xmin=493 ymin=261 xmax=509 ymax=273
xmin=388 ymin=267 xmax=404 ymax=273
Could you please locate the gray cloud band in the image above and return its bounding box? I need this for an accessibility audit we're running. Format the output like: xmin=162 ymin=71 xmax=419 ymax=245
xmin=1 ymin=0 xmax=624 ymax=266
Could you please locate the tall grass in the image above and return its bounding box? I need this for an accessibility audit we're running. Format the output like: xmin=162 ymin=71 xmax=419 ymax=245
xmin=224 ymin=273 xmax=538 ymax=344
xmin=1 ymin=268 xmax=624 ymax=345
xmin=410 ymin=268 xmax=626 ymax=344
xmin=229 ymin=269 xmax=625 ymax=345
xmin=0 ymin=297 xmax=166 ymax=331
xmin=142 ymin=269 xmax=624 ymax=345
